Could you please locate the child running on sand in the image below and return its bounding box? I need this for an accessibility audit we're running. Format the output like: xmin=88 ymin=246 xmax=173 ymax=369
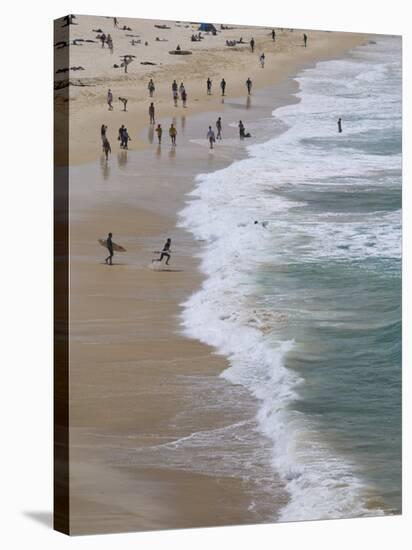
xmin=169 ymin=124 xmax=177 ymax=146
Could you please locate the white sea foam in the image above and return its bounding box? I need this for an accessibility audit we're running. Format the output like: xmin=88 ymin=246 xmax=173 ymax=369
xmin=178 ymin=36 xmax=401 ymax=520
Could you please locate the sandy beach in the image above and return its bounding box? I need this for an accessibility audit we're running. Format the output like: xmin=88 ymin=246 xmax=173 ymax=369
xmin=54 ymin=15 xmax=374 ymax=534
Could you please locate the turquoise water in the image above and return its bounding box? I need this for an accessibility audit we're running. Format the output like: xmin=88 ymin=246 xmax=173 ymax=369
xmin=180 ymin=35 xmax=402 ymax=520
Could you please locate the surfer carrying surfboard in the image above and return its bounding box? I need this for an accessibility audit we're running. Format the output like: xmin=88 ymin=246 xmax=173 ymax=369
xmin=152 ymin=238 xmax=172 ymax=266
xmin=105 ymin=232 xmax=114 ymax=265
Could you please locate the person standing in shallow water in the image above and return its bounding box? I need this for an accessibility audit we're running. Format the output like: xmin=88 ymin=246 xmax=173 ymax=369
xmin=105 ymin=232 xmax=114 ymax=265
xmin=169 ymin=124 xmax=177 ymax=146
xmin=100 ymin=124 xmax=107 ymax=143
xmin=216 ymin=116 xmax=222 ymax=140
xmin=102 ymin=137 xmax=111 ymax=159
xmin=207 ymin=126 xmax=216 ymax=149
xmin=155 ymin=124 xmax=162 ymax=144
xmin=338 ymin=118 xmax=342 ymax=133
xmin=246 ymin=77 xmax=252 ymax=95
xmin=173 ymin=89 xmax=178 ymax=107
xmin=181 ymin=88 xmax=187 ymax=108
xmin=238 ymin=120 xmax=245 ymax=139
xmin=149 ymin=102 xmax=155 ymax=124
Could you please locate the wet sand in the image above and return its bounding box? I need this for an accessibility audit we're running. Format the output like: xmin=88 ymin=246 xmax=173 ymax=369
xmin=60 ymin=17 xmax=372 ymax=534
xmin=55 ymin=15 xmax=368 ymax=165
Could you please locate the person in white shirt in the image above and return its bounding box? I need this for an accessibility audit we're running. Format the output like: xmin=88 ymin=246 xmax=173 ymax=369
xmin=207 ymin=126 xmax=216 ymax=149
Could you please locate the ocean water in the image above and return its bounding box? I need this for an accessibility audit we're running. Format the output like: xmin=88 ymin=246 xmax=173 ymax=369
xmin=179 ymin=36 xmax=402 ymax=521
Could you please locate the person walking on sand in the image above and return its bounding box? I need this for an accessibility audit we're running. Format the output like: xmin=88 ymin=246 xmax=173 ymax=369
xmin=152 ymin=238 xmax=172 ymax=266
xmin=113 ymin=17 xmax=119 ymax=28
xmin=338 ymin=118 xmax=342 ymax=133
xmin=100 ymin=124 xmax=107 ymax=143
xmin=179 ymin=82 xmax=185 ymax=99
xmin=148 ymin=79 xmax=155 ymax=97
xmin=100 ymin=32 xmax=106 ymax=48
xmin=123 ymin=57 xmax=131 ymax=73
xmin=246 ymin=77 xmax=252 ymax=95
xmin=207 ymin=126 xmax=216 ymax=149
xmin=303 ymin=33 xmax=308 ymax=47
xmin=250 ymin=37 xmax=255 ymax=52
xmin=173 ymin=89 xmax=178 ymax=107
xmin=169 ymin=124 xmax=177 ymax=146
xmin=107 ymin=89 xmax=113 ymax=110
xmin=216 ymin=116 xmax=222 ymax=140
xmin=118 ymin=124 xmax=125 ymax=147
xmin=102 ymin=137 xmax=111 ymax=159
xmin=105 ymin=232 xmax=114 ymax=265
xmin=155 ymin=124 xmax=163 ymax=144
xmin=207 ymin=77 xmax=212 ymax=95
xmin=181 ymin=88 xmax=187 ymax=108
xmin=272 ymin=29 xmax=276 ymax=41
xmin=107 ymin=34 xmax=113 ymax=53
xmin=220 ymin=78 xmax=226 ymax=96
xmin=259 ymin=53 xmax=265 ymax=68
xmin=149 ymin=102 xmax=155 ymax=124
xmin=172 ymin=79 xmax=178 ymax=93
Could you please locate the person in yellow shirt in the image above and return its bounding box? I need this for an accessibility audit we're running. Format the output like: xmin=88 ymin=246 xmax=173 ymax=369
xmin=169 ymin=123 xmax=177 ymax=146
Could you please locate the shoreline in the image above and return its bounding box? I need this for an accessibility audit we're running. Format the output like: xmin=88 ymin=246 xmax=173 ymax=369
xmin=65 ymin=23 xmax=373 ymax=534
xmin=55 ymin=18 xmax=371 ymax=166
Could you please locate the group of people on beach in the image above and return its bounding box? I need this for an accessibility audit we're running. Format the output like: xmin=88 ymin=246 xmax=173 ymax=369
xmin=98 ymin=27 xmax=319 ymax=159
xmin=98 ymin=32 xmax=114 ymax=52
xmin=172 ymin=80 xmax=188 ymax=107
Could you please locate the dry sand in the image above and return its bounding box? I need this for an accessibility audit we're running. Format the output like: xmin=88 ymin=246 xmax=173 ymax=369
xmin=54 ymin=14 xmax=373 ymax=535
